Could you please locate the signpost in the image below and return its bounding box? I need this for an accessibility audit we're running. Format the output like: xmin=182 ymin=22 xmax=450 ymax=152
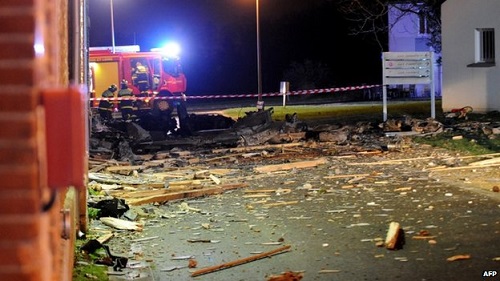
xmin=382 ymin=52 xmax=435 ymax=121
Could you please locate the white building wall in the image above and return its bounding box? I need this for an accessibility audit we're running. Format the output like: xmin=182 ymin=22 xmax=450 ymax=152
xmin=442 ymin=0 xmax=500 ymax=112
xmin=389 ymin=5 xmax=423 ymax=51
xmin=388 ymin=4 xmax=441 ymax=98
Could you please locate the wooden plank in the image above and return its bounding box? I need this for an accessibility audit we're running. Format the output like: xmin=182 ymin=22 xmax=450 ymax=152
xmin=126 ymin=183 xmax=249 ymax=205
xmin=254 ymin=158 xmax=328 ymax=173
xmin=324 ymin=173 xmax=372 ymax=179
xmin=468 ymin=157 xmax=500 ymax=166
xmin=263 ymin=201 xmax=299 ymax=208
xmin=109 ymin=184 xmax=207 ymax=199
xmin=191 ymin=245 xmax=291 ymax=277
xmin=212 ymin=142 xmax=303 ymax=154
xmin=427 ymin=163 xmax=500 ymax=172
xmin=106 ymin=165 xmax=145 ymax=172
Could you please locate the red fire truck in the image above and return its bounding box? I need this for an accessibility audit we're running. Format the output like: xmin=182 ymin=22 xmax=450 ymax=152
xmin=89 ymin=45 xmax=187 ymax=117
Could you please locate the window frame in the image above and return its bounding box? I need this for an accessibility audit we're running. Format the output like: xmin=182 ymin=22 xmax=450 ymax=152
xmin=468 ymin=28 xmax=496 ymax=67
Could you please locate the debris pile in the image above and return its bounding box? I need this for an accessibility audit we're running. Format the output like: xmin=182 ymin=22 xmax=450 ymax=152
xmin=90 ymin=108 xmax=474 ymax=162
xmin=79 ymin=110 xmax=500 ymax=279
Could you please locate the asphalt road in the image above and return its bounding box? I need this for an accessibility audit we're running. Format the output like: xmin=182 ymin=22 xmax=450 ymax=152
xmin=104 ymin=143 xmax=500 ymax=281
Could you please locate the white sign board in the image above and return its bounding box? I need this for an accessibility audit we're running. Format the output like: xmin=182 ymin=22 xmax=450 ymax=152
xmin=381 ymin=51 xmax=435 ymax=121
xmin=383 ymin=52 xmax=433 ymax=85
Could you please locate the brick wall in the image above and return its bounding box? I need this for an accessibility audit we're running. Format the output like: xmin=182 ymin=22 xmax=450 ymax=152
xmin=0 ymin=0 xmax=73 ymax=280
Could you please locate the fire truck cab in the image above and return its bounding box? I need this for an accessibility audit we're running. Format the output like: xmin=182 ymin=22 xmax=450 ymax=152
xmin=89 ymin=45 xmax=186 ymax=117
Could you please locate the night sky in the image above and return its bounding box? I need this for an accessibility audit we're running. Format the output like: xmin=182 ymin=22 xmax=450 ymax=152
xmin=87 ymin=0 xmax=384 ymax=96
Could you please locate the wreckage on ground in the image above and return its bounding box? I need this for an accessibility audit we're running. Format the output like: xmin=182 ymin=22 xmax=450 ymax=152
xmin=90 ymin=108 xmax=306 ymax=160
xmin=90 ymin=106 xmax=500 ymax=162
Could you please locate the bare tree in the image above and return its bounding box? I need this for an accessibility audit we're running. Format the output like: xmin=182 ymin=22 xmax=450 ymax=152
xmin=335 ymin=0 xmax=445 ymax=54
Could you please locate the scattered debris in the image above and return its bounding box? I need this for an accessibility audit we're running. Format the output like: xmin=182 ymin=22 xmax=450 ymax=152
xmin=82 ymin=110 xmax=500 ymax=279
xmin=99 ymin=217 xmax=143 ymax=231
xmin=171 ymin=255 xmax=194 ymax=260
xmin=318 ymin=269 xmax=341 ymax=274
xmin=188 ymin=259 xmax=198 ymax=268
xmin=89 ymin=198 xmax=129 ymax=218
xmin=190 ymin=245 xmax=292 ymax=277
xmin=254 ymin=158 xmax=328 ymax=173
xmin=80 ymin=239 xmax=128 ymax=272
xmin=385 ymin=222 xmax=405 ymax=250
xmin=267 ymin=271 xmax=304 ymax=281
xmin=447 ymin=106 xmax=473 ymax=119
xmin=160 ymin=265 xmax=187 ymax=272
xmin=447 ymin=254 xmax=471 ymax=262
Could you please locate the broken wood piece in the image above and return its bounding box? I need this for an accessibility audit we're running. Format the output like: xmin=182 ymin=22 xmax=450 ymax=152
xmin=169 ymin=150 xmax=191 ymax=157
xmin=168 ymin=179 xmax=204 ymax=187
xmin=468 ymin=157 xmax=500 ymax=166
xmin=427 ymin=163 xmax=500 ymax=172
xmin=446 ymin=254 xmax=471 ymax=261
xmin=394 ymin=187 xmax=412 ymax=192
xmin=131 ymin=236 xmax=159 ymax=243
xmin=99 ymin=217 xmax=143 ymax=231
xmin=160 ymin=265 xmax=187 ymax=272
xmin=106 ymin=165 xmax=145 ymax=172
xmin=254 ymin=158 xmax=328 ymax=173
xmin=191 ymin=245 xmax=291 ymax=277
xmin=209 ymin=174 xmax=221 ymax=184
xmin=126 ymin=183 xmax=249 ymax=205
xmin=244 ymin=188 xmax=292 ymax=194
xmin=318 ymin=269 xmax=341 ymax=273
xmin=263 ymin=201 xmax=299 ymax=208
xmin=179 ymin=202 xmax=201 ymax=212
xmin=88 ymin=163 xmax=109 ymax=173
xmin=412 ymin=235 xmax=437 ymax=240
xmin=204 ymin=153 xmax=242 ymax=162
xmin=349 ymin=156 xmax=434 ymax=165
xmin=385 ymin=221 xmax=401 ymax=250
xmin=347 ymin=176 xmax=366 ymax=184
xmin=108 ymin=185 xmax=200 ymax=199
xmin=243 ymin=194 xmax=272 ymax=198
xmin=244 ymin=189 xmax=277 ymax=193
xmin=212 ymin=142 xmax=303 ymax=154
xmin=267 ymin=271 xmax=304 ymax=281
xmin=323 ymin=173 xmax=378 ymax=179
xmin=242 ymin=152 xmax=261 ymax=158
xmin=96 ymin=233 xmax=114 ymax=244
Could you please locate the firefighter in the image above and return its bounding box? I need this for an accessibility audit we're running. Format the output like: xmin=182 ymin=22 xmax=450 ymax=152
xmin=98 ymin=84 xmax=117 ymax=120
xmin=135 ymin=61 xmax=147 ymax=73
xmin=133 ymin=61 xmax=149 ymax=92
xmin=117 ymin=80 xmax=134 ymax=120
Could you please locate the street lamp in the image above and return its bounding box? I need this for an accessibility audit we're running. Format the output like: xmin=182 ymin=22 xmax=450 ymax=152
xmin=110 ymin=0 xmax=115 ymax=53
xmin=256 ymin=0 xmax=263 ymax=110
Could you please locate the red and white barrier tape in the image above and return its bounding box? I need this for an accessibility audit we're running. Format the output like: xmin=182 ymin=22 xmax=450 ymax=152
xmin=89 ymin=84 xmax=381 ymax=101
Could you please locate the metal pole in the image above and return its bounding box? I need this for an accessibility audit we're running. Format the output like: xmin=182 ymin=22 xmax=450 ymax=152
xmin=256 ymin=0 xmax=263 ymax=107
xmin=110 ymin=0 xmax=115 ymax=53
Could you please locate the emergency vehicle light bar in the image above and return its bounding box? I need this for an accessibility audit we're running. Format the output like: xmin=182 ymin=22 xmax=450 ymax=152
xmin=89 ymin=45 xmax=140 ymax=53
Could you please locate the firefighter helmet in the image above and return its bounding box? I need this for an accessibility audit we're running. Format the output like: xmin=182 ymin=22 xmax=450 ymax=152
xmin=120 ymin=79 xmax=128 ymax=89
xmin=108 ymin=84 xmax=117 ymax=92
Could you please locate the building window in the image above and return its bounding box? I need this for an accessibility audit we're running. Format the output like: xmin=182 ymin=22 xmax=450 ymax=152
xmin=418 ymin=12 xmax=429 ymax=34
xmin=475 ymin=28 xmax=495 ymax=63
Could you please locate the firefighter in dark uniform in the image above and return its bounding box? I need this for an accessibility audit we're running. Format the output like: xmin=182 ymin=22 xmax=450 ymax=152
xmin=98 ymin=84 xmax=117 ymax=120
xmin=117 ymin=80 xmax=134 ymax=120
